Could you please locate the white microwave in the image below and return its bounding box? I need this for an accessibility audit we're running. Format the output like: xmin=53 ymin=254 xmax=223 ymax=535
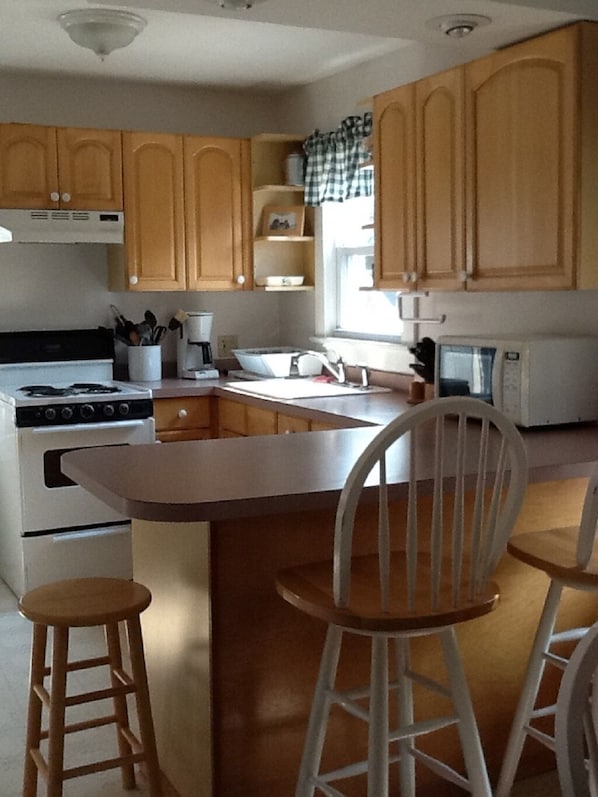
xmin=435 ymin=334 xmax=598 ymax=427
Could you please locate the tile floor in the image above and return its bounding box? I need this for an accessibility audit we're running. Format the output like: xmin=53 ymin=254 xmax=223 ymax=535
xmin=0 ymin=577 xmax=561 ymax=797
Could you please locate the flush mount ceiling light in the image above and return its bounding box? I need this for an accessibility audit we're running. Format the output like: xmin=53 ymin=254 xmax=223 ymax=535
xmin=217 ymin=0 xmax=268 ymax=9
xmin=425 ymin=14 xmax=491 ymax=39
xmin=58 ymin=8 xmax=147 ymax=60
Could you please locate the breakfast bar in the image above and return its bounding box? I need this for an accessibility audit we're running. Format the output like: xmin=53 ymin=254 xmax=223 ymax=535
xmin=62 ymin=415 xmax=598 ymax=797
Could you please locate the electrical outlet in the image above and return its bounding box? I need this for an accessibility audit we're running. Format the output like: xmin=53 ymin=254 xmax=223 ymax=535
xmin=217 ymin=334 xmax=238 ymax=358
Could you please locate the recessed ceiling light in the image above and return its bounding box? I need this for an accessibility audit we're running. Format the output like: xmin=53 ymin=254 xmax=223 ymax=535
xmin=425 ymin=14 xmax=492 ymax=39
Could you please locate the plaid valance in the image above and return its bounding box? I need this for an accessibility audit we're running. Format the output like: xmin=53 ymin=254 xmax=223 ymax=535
xmin=303 ymin=113 xmax=373 ymax=207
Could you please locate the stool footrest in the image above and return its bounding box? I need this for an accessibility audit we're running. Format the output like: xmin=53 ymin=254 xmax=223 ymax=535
xmin=40 ymin=712 xmax=119 ymax=740
xmin=42 ymin=654 xmax=112 ymax=678
xmin=65 ymin=682 xmax=135 ymax=707
xmin=64 ymin=752 xmax=146 ymax=781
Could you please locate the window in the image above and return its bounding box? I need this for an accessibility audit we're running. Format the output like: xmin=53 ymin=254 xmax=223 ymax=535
xmin=321 ymin=193 xmax=402 ymax=342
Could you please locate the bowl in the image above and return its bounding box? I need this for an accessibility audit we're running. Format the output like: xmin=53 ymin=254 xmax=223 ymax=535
xmin=255 ymin=275 xmax=305 ymax=288
xmin=232 ymin=347 xmax=322 ymax=378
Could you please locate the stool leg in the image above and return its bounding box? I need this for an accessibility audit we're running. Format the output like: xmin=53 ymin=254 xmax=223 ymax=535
xmin=496 ymin=580 xmax=563 ymax=797
xmin=126 ymin=615 xmax=162 ymax=797
xmin=395 ymin=636 xmax=415 ymax=797
xmin=105 ymin=621 xmax=136 ymax=789
xmin=296 ymin=624 xmax=343 ymax=797
xmin=47 ymin=626 xmax=69 ymax=797
xmin=368 ymin=635 xmax=389 ymax=797
xmin=24 ymin=623 xmax=47 ymax=797
xmin=441 ymin=627 xmax=491 ymax=797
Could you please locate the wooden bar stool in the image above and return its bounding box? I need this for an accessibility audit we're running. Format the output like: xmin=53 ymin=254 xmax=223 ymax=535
xmin=276 ymin=397 xmax=528 ymax=796
xmin=19 ymin=577 xmax=162 ymax=797
xmin=496 ymin=464 xmax=598 ymax=797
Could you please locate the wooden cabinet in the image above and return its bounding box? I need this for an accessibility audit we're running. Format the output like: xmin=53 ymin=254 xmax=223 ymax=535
xmin=464 ymin=24 xmax=577 ymax=291
xmin=251 ymin=134 xmax=314 ymax=291
xmin=217 ymin=398 xmax=277 ymax=437
xmin=374 ymin=22 xmax=598 ymax=293
xmin=0 ymin=124 xmax=123 ymax=210
xmin=154 ymin=396 xmax=213 ymax=442
xmin=277 ymin=412 xmax=310 ymax=434
xmin=185 ymin=136 xmax=252 ymax=291
xmin=374 ymin=69 xmax=464 ymax=291
xmin=111 ymin=132 xmax=251 ymax=292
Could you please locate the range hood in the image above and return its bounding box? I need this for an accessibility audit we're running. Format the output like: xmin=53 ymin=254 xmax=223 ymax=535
xmin=0 ymin=209 xmax=124 ymax=244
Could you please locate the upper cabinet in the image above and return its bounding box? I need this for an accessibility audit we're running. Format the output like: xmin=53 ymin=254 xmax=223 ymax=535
xmin=374 ymin=22 xmax=598 ymax=292
xmin=251 ymin=134 xmax=314 ymax=291
xmin=110 ymin=131 xmax=251 ymax=292
xmin=0 ymin=124 xmax=123 ymax=210
xmin=464 ymin=26 xmax=576 ymax=291
xmin=374 ymin=69 xmax=464 ymax=292
xmin=184 ymin=136 xmax=252 ymax=291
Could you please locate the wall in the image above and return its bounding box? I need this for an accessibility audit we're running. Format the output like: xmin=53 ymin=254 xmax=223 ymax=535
xmin=0 ymin=71 xmax=292 ymax=368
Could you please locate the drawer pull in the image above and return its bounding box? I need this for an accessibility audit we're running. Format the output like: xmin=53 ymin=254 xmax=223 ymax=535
xmin=178 ymin=408 xmax=188 ymax=419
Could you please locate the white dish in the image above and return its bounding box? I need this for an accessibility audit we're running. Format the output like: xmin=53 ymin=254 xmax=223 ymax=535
xmin=233 ymin=347 xmax=321 ymax=378
xmin=255 ymin=275 xmax=304 ymax=287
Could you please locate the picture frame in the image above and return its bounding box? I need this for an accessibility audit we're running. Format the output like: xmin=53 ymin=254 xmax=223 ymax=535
xmin=262 ymin=205 xmax=305 ymax=237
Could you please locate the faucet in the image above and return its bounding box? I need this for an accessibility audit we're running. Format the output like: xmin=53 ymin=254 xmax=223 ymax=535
xmin=289 ymin=350 xmax=348 ymax=384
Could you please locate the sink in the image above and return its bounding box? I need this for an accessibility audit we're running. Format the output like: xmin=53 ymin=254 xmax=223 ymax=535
xmin=225 ymin=378 xmax=390 ymax=400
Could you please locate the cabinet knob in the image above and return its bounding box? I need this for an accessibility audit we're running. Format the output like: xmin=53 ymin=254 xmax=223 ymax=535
xmin=61 ymin=192 xmax=71 ymax=203
xmin=129 ymin=275 xmax=138 ymax=286
xmin=50 ymin=191 xmax=60 ymax=202
xmin=402 ymin=272 xmax=417 ymax=283
xmin=459 ymin=270 xmax=468 ymax=283
xmin=177 ymin=409 xmax=188 ymax=419
xmin=236 ymin=274 xmax=246 ymax=285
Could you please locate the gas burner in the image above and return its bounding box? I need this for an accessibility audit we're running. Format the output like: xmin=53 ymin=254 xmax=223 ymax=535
xmin=71 ymin=382 xmax=122 ymax=395
xmin=20 ymin=385 xmax=73 ymax=398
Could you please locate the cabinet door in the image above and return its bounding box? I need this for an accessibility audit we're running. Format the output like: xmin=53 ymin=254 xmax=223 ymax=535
xmin=277 ymin=413 xmax=310 ymax=434
xmin=154 ymin=396 xmax=212 ymax=442
xmin=374 ymin=83 xmax=416 ymax=289
xmin=122 ymin=131 xmax=186 ymax=291
xmin=184 ymin=137 xmax=251 ymax=291
xmin=218 ymin=398 xmax=247 ymax=437
xmin=465 ymin=26 xmax=576 ymax=290
xmin=415 ymin=68 xmax=465 ymax=291
xmin=246 ymin=404 xmax=277 ymax=436
xmin=0 ymin=124 xmax=58 ymax=209
xmin=57 ymin=127 xmax=123 ymax=210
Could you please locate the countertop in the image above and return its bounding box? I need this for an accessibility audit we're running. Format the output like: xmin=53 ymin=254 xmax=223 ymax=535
xmin=62 ymin=376 xmax=598 ymax=523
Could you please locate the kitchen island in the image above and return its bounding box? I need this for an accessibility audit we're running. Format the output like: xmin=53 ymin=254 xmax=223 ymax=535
xmin=62 ymin=398 xmax=598 ymax=797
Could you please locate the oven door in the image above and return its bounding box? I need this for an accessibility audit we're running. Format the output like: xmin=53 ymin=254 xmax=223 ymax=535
xmin=18 ymin=418 xmax=155 ymax=533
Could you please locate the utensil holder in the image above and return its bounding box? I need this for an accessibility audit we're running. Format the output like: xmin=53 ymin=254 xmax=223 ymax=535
xmin=128 ymin=345 xmax=161 ymax=382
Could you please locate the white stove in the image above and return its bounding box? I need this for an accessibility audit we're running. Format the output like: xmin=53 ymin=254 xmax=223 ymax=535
xmin=0 ymin=329 xmax=155 ymax=596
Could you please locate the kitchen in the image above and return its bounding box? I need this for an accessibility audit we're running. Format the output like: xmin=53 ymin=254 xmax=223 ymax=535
xmin=2 ymin=1 xmax=598 ymax=796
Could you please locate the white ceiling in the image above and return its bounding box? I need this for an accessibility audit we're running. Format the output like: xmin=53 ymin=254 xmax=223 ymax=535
xmin=1 ymin=0 xmax=595 ymax=92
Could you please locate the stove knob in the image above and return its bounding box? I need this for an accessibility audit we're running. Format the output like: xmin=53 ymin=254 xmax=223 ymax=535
xmin=118 ymin=402 xmax=130 ymax=417
xmin=80 ymin=404 xmax=95 ymax=420
xmin=44 ymin=407 xmax=57 ymax=421
xmin=61 ymin=406 xmax=73 ymax=421
xmin=103 ymin=404 xmax=115 ymax=418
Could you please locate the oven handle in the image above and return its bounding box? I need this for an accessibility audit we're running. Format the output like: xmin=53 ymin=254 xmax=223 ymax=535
xmin=52 ymin=526 xmax=129 ymax=543
xmin=29 ymin=420 xmax=150 ymax=434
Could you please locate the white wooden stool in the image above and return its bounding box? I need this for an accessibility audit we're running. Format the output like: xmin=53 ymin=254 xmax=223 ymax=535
xmin=19 ymin=577 xmax=162 ymax=797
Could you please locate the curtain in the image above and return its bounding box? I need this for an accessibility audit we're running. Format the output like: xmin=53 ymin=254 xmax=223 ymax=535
xmin=303 ymin=112 xmax=373 ymax=207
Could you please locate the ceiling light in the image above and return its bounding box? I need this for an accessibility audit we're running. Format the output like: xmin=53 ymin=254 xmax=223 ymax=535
xmin=58 ymin=8 xmax=147 ymax=60
xmin=425 ymin=14 xmax=491 ymax=39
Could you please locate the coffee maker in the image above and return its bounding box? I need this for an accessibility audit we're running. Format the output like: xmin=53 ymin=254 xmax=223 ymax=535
xmin=176 ymin=311 xmax=219 ymax=380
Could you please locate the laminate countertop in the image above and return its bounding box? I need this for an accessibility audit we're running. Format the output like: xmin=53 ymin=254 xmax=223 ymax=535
xmin=62 ymin=381 xmax=598 ymax=524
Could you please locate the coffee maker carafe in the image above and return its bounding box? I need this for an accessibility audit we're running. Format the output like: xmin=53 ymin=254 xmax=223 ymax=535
xmin=176 ymin=312 xmax=219 ymax=380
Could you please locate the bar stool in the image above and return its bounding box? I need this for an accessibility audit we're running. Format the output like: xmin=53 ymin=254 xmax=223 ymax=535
xmin=19 ymin=577 xmax=162 ymax=797
xmin=496 ymin=464 xmax=598 ymax=797
xmin=276 ymin=397 xmax=528 ymax=796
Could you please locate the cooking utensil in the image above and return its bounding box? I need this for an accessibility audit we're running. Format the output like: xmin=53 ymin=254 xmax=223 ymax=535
xmin=136 ymin=322 xmax=153 ymax=346
xmin=144 ymin=309 xmax=157 ymax=330
xmin=152 ymin=325 xmax=167 ymax=344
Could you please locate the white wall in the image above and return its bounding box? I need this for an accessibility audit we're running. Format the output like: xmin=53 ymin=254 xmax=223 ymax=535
xmin=0 ymin=72 xmax=294 ymax=365
xmin=3 ymin=42 xmax=598 ymax=375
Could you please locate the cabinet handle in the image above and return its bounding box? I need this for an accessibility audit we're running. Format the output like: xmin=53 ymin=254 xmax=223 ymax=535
xmin=129 ymin=275 xmax=139 ymax=286
xmin=50 ymin=191 xmax=60 ymax=202
xmin=177 ymin=409 xmax=188 ymax=419
xmin=236 ymin=274 xmax=246 ymax=285
xmin=402 ymin=272 xmax=417 ymax=283
xmin=459 ymin=270 xmax=468 ymax=283
xmin=61 ymin=192 xmax=71 ymax=203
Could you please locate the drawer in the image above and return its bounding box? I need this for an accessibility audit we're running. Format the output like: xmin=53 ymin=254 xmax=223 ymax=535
xmin=154 ymin=396 xmax=211 ymax=433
